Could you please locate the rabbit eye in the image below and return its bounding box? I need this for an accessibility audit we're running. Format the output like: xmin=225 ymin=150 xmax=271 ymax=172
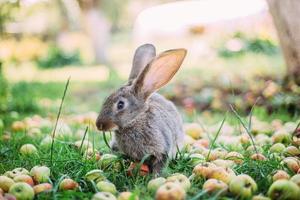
xmin=117 ymin=100 xmax=125 ymax=110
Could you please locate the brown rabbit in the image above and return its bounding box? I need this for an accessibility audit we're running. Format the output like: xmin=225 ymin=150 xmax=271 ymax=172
xmin=96 ymin=44 xmax=187 ymax=174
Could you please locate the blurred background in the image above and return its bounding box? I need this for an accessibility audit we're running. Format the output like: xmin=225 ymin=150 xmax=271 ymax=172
xmin=0 ymin=0 xmax=299 ymax=124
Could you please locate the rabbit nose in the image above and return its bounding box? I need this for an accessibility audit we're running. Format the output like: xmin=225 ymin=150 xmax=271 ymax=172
xmin=96 ymin=117 xmax=116 ymax=131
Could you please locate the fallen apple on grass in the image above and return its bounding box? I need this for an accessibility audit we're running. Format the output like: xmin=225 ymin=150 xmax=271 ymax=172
xmin=6 ymin=168 xmax=29 ymax=179
xmin=20 ymin=144 xmax=38 ymax=156
xmin=0 ymin=176 xmax=15 ymax=192
xmin=85 ymin=169 xmax=106 ymax=182
xmin=127 ymin=162 xmax=149 ymax=176
xmin=59 ymin=178 xmax=79 ymax=191
xmin=30 ymin=166 xmax=50 ymax=183
xmin=166 ymin=173 xmax=191 ymax=191
xmin=33 ymin=183 xmax=52 ymax=194
xmin=202 ymin=178 xmax=228 ymax=195
xmin=272 ymin=170 xmax=290 ymax=182
xmin=96 ymin=181 xmax=117 ymax=195
xmin=8 ymin=182 xmax=34 ymax=200
xmin=92 ymin=192 xmax=117 ymax=200
xmin=267 ymin=180 xmax=300 ymax=200
xmin=147 ymin=177 xmax=166 ymax=194
xmin=229 ymin=174 xmax=257 ymax=199
xmin=117 ymin=192 xmax=139 ymax=200
xmin=155 ymin=182 xmax=186 ymax=200
xmin=13 ymin=175 xmax=34 ymax=186
xmin=290 ymin=174 xmax=300 ymax=187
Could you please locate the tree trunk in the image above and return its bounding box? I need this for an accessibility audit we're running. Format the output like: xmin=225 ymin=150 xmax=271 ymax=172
xmin=267 ymin=0 xmax=300 ymax=85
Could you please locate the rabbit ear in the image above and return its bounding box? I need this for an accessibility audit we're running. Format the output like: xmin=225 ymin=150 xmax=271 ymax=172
xmin=133 ymin=48 xmax=187 ymax=99
xmin=128 ymin=44 xmax=156 ymax=84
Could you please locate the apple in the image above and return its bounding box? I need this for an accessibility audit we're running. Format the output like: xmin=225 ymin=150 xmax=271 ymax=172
xmin=240 ymin=134 xmax=250 ymax=146
xmin=74 ymin=140 xmax=92 ymax=150
xmin=28 ymin=128 xmax=41 ymax=137
xmin=33 ymin=183 xmax=52 ymax=194
xmin=255 ymin=134 xmax=272 ymax=146
xmin=268 ymin=180 xmax=300 ymax=200
xmin=155 ymin=182 xmax=186 ymax=200
xmin=209 ymin=167 xmax=235 ymax=184
xmin=202 ymin=178 xmax=228 ymax=195
xmin=290 ymin=174 xmax=300 ymax=187
xmin=8 ymin=182 xmax=34 ymax=200
xmin=270 ymin=143 xmax=286 ymax=154
xmin=0 ymin=188 xmax=3 ymax=196
xmin=188 ymin=153 xmax=205 ymax=167
xmin=251 ymin=153 xmax=266 ymax=161
xmin=59 ymin=178 xmax=79 ymax=191
xmin=284 ymin=146 xmax=300 ymax=156
xmin=96 ymin=181 xmax=117 ymax=195
xmin=13 ymin=175 xmax=34 ymax=186
xmin=282 ymin=157 xmax=300 ymax=173
xmin=166 ymin=173 xmax=191 ymax=191
xmin=9 ymin=168 xmax=30 ymax=178
xmin=40 ymin=136 xmax=53 ymax=148
xmin=127 ymin=162 xmax=149 ymax=176
xmin=20 ymin=144 xmax=38 ymax=156
xmin=225 ymin=151 xmax=244 ymax=164
xmin=30 ymin=166 xmax=50 ymax=183
xmin=252 ymin=195 xmax=271 ymax=200
xmin=272 ymin=170 xmax=290 ymax=182
xmin=272 ymin=130 xmax=291 ymax=145
xmin=184 ymin=123 xmax=204 ymax=139
xmin=117 ymin=192 xmax=139 ymax=200
xmin=11 ymin=121 xmax=26 ymax=132
xmin=193 ymin=162 xmax=217 ymax=179
xmin=92 ymin=192 xmax=117 ymax=200
xmin=205 ymin=149 xmax=227 ymax=161
xmin=147 ymin=177 xmax=166 ymax=193
xmin=0 ymin=176 xmax=15 ymax=192
xmin=84 ymin=148 xmax=101 ymax=161
xmin=192 ymin=139 xmax=209 ymax=149
xmin=98 ymin=154 xmax=121 ymax=171
xmin=229 ymin=174 xmax=257 ymax=199
xmin=85 ymin=169 xmax=106 ymax=182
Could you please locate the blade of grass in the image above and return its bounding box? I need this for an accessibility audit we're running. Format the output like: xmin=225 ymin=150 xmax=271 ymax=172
xmin=50 ymin=77 xmax=70 ymax=167
xmin=248 ymin=97 xmax=260 ymax=131
xmin=230 ymin=104 xmax=259 ymax=155
xmin=102 ymin=131 xmax=111 ymax=150
xmin=190 ymin=190 xmax=207 ymax=200
xmin=79 ymin=126 xmax=89 ymax=152
xmin=206 ymin=113 xmax=227 ymax=161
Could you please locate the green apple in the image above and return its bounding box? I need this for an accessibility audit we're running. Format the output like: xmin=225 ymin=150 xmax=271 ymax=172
xmin=229 ymin=174 xmax=257 ymax=199
xmin=92 ymin=192 xmax=117 ymax=200
xmin=98 ymin=154 xmax=121 ymax=171
xmin=272 ymin=130 xmax=291 ymax=145
xmin=202 ymin=178 xmax=228 ymax=195
xmin=33 ymin=183 xmax=52 ymax=194
xmin=184 ymin=123 xmax=204 ymax=139
xmin=0 ymin=176 xmax=15 ymax=192
xmin=188 ymin=153 xmax=205 ymax=167
xmin=155 ymin=182 xmax=186 ymax=200
xmin=290 ymin=174 xmax=300 ymax=188
xmin=8 ymin=182 xmax=34 ymax=200
xmin=7 ymin=168 xmax=30 ymax=179
xmin=40 ymin=136 xmax=53 ymax=148
xmin=282 ymin=157 xmax=300 ymax=173
xmin=272 ymin=170 xmax=290 ymax=182
xmin=13 ymin=175 xmax=34 ymax=186
xmin=117 ymin=192 xmax=138 ymax=200
xmin=96 ymin=181 xmax=117 ymax=195
xmin=59 ymin=178 xmax=79 ymax=191
xmin=212 ymin=159 xmax=235 ymax=168
xmin=147 ymin=177 xmax=166 ymax=193
xmin=193 ymin=162 xmax=217 ymax=179
xmin=284 ymin=146 xmax=300 ymax=156
xmin=20 ymin=144 xmax=38 ymax=156
xmin=166 ymin=173 xmax=191 ymax=191
xmin=268 ymin=180 xmax=300 ymax=200
xmin=85 ymin=169 xmax=106 ymax=182
xmin=209 ymin=167 xmax=235 ymax=184
xmin=30 ymin=166 xmax=50 ymax=183
xmin=270 ymin=143 xmax=286 ymax=154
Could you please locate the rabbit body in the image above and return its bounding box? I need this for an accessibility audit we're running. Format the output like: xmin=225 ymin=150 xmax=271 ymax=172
xmin=96 ymin=44 xmax=187 ymax=173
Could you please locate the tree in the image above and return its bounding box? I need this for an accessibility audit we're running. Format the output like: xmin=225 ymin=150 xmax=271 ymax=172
xmin=267 ymin=0 xmax=300 ymax=85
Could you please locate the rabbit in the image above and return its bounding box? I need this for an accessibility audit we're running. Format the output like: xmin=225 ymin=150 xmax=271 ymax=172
xmin=96 ymin=44 xmax=187 ymax=174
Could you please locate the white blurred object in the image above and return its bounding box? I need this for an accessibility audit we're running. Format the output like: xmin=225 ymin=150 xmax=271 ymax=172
xmin=133 ymin=0 xmax=267 ymax=43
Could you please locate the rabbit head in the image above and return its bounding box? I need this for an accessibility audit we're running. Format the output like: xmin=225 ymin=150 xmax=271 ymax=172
xmin=96 ymin=44 xmax=186 ymax=131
